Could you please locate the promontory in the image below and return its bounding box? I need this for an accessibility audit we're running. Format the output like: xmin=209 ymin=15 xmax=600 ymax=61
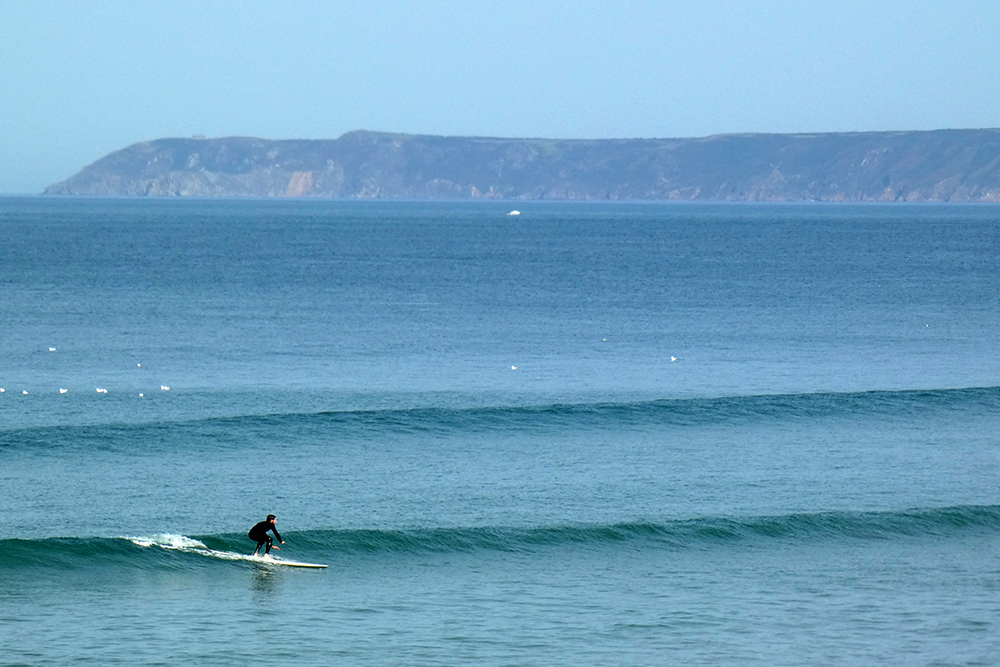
xmin=44 ymin=128 xmax=1000 ymax=202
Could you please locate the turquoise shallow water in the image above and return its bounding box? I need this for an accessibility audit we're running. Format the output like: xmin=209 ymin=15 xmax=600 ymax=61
xmin=1 ymin=198 xmax=999 ymax=665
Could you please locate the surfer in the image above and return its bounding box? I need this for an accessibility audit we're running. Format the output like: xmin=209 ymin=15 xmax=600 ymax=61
xmin=249 ymin=514 xmax=285 ymax=556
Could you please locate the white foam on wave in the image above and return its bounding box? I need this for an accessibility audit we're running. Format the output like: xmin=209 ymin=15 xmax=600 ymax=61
xmin=127 ymin=534 xmax=208 ymax=549
xmin=127 ymin=534 xmax=264 ymax=563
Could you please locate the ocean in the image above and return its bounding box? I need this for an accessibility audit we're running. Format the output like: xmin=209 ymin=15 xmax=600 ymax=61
xmin=1 ymin=197 xmax=998 ymax=665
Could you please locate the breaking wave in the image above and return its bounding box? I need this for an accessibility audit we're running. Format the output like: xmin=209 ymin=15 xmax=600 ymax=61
xmin=4 ymin=504 xmax=998 ymax=571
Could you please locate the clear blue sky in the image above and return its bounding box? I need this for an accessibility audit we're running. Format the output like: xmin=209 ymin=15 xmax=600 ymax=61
xmin=3 ymin=0 xmax=1000 ymax=193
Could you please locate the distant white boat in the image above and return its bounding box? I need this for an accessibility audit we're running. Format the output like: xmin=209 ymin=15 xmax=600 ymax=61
xmin=59 ymin=388 xmax=68 ymax=394
xmin=96 ymin=388 xmax=108 ymax=393
xmin=507 ymin=210 xmax=521 ymax=216
xmin=161 ymin=385 xmax=170 ymax=391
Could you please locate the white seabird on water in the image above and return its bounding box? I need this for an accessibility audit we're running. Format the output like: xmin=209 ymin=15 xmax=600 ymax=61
xmin=161 ymin=385 xmax=170 ymax=391
xmin=49 ymin=347 xmax=56 ymax=352
xmin=59 ymin=388 xmax=68 ymax=394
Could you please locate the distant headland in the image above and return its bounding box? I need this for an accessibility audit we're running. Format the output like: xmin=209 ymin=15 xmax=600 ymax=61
xmin=44 ymin=129 xmax=1000 ymax=202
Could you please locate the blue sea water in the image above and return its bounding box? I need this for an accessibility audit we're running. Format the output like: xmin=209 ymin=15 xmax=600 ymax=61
xmin=1 ymin=197 xmax=998 ymax=665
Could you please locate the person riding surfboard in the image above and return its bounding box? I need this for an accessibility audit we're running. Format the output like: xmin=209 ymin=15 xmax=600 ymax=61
xmin=248 ymin=514 xmax=285 ymax=557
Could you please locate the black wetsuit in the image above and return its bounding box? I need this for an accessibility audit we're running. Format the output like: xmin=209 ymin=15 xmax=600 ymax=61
xmin=248 ymin=520 xmax=283 ymax=555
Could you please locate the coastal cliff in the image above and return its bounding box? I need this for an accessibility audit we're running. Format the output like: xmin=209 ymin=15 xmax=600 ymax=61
xmin=44 ymin=129 xmax=1000 ymax=202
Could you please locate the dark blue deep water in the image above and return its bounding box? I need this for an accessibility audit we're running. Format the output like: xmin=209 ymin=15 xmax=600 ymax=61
xmin=2 ymin=198 xmax=999 ymax=665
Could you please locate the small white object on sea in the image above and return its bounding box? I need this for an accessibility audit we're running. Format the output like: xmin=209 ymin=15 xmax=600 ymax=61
xmin=139 ymin=393 xmax=144 ymax=397
xmin=670 ymin=356 xmax=677 ymax=362
xmin=22 ymin=390 xmax=28 ymax=395
xmin=49 ymin=347 xmax=56 ymax=352
xmin=96 ymin=388 xmax=108 ymax=393
xmin=507 ymin=210 xmax=521 ymax=216
xmin=161 ymin=385 xmax=170 ymax=391
xmin=59 ymin=388 xmax=68 ymax=394
xmin=511 ymin=366 xmax=517 ymax=370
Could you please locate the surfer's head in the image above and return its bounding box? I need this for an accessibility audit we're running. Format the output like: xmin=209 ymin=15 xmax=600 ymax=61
xmin=267 ymin=514 xmax=276 ymax=522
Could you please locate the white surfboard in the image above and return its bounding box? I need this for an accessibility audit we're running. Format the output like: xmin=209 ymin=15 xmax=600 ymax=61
xmin=250 ymin=554 xmax=327 ymax=568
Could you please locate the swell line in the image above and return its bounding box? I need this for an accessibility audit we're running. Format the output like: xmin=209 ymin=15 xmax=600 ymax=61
xmin=3 ymin=386 xmax=998 ymax=448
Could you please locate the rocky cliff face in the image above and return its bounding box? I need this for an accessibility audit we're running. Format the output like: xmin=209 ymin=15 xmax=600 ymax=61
xmin=44 ymin=129 xmax=1000 ymax=202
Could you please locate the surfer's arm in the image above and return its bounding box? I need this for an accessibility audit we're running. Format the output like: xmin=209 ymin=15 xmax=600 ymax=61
xmin=272 ymin=527 xmax=284 ymax=543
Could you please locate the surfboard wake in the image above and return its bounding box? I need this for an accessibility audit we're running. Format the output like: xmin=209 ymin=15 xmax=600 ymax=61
xmin=126 ymin=534 xmax=327 ymax=568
